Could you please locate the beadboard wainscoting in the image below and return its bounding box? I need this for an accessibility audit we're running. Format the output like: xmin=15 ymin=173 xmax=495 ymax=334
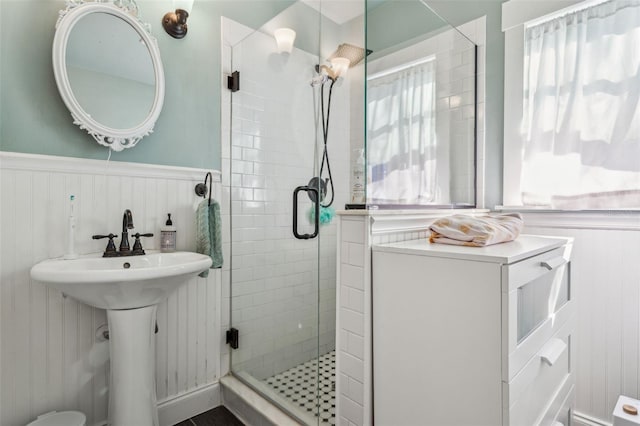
xmin=522 ymin=212 xmax=640 ymax=426
xmin=0 ymin=152 xmax=226 ymax=426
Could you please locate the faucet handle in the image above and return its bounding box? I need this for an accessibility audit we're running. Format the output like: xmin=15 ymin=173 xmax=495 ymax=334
xmin=92 ymin=233 xmax=118 ymax=240
xmin=133 ymin=233 xmax=154 ymax=238
xmin=92 ymin=234 xmax=118 ymax=257
xmin=131 ymin=233 xmax=154 ymax=255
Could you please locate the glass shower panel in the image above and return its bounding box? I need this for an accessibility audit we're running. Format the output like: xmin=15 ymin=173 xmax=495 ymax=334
xmin=227 ymin=6 xmax=326 ymax=424
xmin=365 ymin=0 xmax=478 ymax=208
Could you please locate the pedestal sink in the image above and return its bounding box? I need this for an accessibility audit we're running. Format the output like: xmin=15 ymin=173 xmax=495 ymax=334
xmin=31 ymin=251 xmax=212 ymax=426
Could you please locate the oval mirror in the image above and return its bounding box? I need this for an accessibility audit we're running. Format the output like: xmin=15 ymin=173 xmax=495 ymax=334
xmin=53 ymin=1 xmax=165 ymax=151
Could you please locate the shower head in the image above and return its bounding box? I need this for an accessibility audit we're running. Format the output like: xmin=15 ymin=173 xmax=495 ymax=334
xmin=327 ymin=43 xmax=369 ymax=67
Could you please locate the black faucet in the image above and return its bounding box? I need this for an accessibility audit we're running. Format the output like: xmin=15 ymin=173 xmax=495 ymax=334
xmin=119 ymin=209 xmax=134 ymax=254
xmin=92 ymin=210 xmax=153 ymax=257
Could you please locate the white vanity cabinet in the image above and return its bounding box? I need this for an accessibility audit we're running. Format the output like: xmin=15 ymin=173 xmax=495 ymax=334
xmin=372 ymin=235 xmax=574 ymax=426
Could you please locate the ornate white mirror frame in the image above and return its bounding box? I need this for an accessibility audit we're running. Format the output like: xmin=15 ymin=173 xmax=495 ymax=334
xmin=52 ymin=0 xmax=165 ymax=151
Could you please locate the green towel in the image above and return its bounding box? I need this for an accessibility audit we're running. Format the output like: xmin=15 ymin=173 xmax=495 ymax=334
xmin=196 ymin=198 xmax=223 ymax=277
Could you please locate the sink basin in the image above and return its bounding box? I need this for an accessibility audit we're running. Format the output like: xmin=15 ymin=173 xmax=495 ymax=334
xmin=30 ymin=251 xmax=212 ymax=310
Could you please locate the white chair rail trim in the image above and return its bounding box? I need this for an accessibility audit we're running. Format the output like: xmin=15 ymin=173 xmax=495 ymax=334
xmin=0 ymin=152 xmax=221 ymax=182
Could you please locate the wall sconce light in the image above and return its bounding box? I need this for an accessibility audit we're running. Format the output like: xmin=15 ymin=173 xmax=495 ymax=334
xmin=274 ymin=28 xmax=296 ymax=54
xmin=162 ymin=0 xmax=194 ymax=39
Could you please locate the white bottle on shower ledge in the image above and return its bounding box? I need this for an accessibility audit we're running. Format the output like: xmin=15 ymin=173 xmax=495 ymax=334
xmin=351 ymin=149 xmax=365 ymax=204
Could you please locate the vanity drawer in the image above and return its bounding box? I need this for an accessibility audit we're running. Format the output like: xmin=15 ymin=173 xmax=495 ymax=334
xmin=503 ymin=246 xmax=569 ymax=292
xmin=544 ymin=383 xmax=574 ymax=426
xmin=502 ymin=245 xmax=572 ymax=381
xmin=504 ymin=321 xmax=573 ymax=426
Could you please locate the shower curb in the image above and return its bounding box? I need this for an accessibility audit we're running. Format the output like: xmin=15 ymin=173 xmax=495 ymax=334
xmin=220 ymin=375 xmax=302 ymax=426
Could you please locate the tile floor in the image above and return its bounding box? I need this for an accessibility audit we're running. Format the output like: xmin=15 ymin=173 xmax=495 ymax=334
xmin=264 ymin=351 xmax=336 ymax=425
xmin=174 ymin=406 xmax=243 ymax=426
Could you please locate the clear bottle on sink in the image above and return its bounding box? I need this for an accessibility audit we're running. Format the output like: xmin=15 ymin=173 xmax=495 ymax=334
xmin=160 ymin=213 xmax=176 ymax=252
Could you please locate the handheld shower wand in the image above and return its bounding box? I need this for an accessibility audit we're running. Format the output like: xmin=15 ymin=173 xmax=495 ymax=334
xmin=318 ymin=76 xmax=336 ymax=208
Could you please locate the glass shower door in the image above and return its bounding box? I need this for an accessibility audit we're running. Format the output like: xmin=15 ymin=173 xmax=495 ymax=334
xmin=226 ymin=15 xmax=325 ymax=425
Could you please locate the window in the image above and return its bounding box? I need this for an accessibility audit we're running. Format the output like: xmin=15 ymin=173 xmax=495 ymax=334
xmin=367 ymin=58 xmax=438 ymax=204
xmin=507 ymin=0 xmax=640 ymax=209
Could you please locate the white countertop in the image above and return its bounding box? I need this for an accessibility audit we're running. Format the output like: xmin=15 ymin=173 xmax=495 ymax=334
xmin=372 ymin=234 xmax=571 ymax=264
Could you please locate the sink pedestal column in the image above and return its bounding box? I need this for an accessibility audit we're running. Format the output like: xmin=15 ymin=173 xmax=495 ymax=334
xmin=107 ymin=305 xmax=159 ymax=426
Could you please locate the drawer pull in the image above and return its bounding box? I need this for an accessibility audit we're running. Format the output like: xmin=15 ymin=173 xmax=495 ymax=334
xmin=540 ymin=338 xmax=567 ymax=366
xmin=541 ymin=257 xmax=566 ymax=271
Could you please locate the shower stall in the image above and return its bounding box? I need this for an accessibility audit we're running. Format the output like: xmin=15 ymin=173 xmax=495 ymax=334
xmin=221 ymin=2 xmax=356 ymax=424
xmin=221 ymin=0 xmax=478 ymax=424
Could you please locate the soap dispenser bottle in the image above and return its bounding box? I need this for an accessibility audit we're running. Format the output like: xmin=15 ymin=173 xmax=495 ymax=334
xmin=160 ymin=213 xmax=176 ymax=252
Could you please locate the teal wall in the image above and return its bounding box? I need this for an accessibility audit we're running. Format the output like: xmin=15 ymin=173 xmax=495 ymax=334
xmin=0 ymin=0 xmax=294 ymax=170
xmin=367 ymin=0 xmax=450 ymax=54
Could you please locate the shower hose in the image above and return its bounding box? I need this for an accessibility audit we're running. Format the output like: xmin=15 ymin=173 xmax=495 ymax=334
xmin=319 ymin=78 xmax=336 ymax=208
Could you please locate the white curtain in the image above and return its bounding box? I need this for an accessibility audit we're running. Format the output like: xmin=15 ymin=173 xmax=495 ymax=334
xmin=367 ymin=60 xmax=437 ymax=204
xmin=521 ymin=0 xmax=640 ymax=209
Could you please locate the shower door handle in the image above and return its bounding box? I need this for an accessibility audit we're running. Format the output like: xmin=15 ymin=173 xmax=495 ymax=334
xmin=293 ymin=186 xmax=319 ymax=240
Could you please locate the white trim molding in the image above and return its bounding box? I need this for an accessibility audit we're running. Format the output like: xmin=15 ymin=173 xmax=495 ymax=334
xmin=0 ymin=152 xmax=221 ymax=182
xmin=370 ymin=209 xmax=490 ymax=235
xmin=573 ymin=410 xmax=613 ymax=426
xmin=157 ymin=382 xmax=221 ymax=426
xmin=497 ymin=208 xmax=640 ymax=231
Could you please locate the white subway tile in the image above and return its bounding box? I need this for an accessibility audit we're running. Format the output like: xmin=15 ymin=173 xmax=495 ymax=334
xmin=347 ymin=333 xmax=365 ymax=360
xmin=347 ymin=378 xmax=364 ymax=406
xmin=242 ymin=175 xmax=265 ymax=189
xmin=340 ymin=395 xmax=364 ymax=425
xmin=241 ymin=201 xmax=264 ymax=214
xmin=233 ymin=133 xmax=254 ymax=148
xmin=341 ymin=264 xmax=364 ymax=290
xmin=231 ymin=160 xmax=253 ymax=175
xmin=341 ymin=353 xmax=364 ymax=384
xmin=341 ymin=241 xmax=349 ymax=264
xmin=340 ymin=285 xmax=350 ymax=309
xmin=340 ymin=308 xmax=364 ymax=337
xmin=347 ymin=288 xmax=364 ymax=314
xmin=242 ymin=148 xmax=260 ymax=162
xmin=347 ymin=243 xmax=365 ymax=267
xmin=342 ymin=220 xmax=365 ymax=243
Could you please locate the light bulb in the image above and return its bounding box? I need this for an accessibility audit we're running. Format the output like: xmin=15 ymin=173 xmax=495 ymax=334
xmin=274 ymin=28 xmax=296 ymax=55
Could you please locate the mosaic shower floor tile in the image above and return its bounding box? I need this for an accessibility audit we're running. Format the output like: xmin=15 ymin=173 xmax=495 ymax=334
xmin=264 ymin=351 xmax=335 ymax=425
